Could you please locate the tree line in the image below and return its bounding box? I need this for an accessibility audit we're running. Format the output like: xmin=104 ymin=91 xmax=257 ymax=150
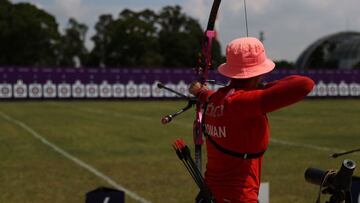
xmin=0 ymin=0 xmax=296 ymax=69
xmin=0 ymin=0 xmax=223 ymax=68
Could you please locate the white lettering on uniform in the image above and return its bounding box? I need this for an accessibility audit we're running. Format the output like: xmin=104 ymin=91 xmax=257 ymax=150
xmin=206 ymin=103 xmax=224 ymax=117
xmin=219 ymin=126 xmax=226 ymax=138
xmin=205 ymin=124 xmax=227 ymax=138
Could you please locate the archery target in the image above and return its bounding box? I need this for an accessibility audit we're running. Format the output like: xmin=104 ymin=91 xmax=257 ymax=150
xmin=86 ymin=84 xmax=99 ymax=98
xmin=29 ymin=84 xmax=42 ymax=98
xmin=113 ymin=83 xmax=125 ymax=98
xmin=58 ymin=83 xmax=71 ymax=98
xmin=0 ymin=84 xmax=12 ymax=98
xmin=164 ymin=83 xmax=176 ymax=98
xmin=151 ymin=81 xmax=164 ymax=98
xmin=100 ymin=81 xmax=112 ymax=98
xmin=139 ymin=83 xmax=151 ymax=98
xmin=327 ymin=82 xmax=338 ymax=96
xmin=338 ymin=81 xmax=349 ymax=96
xmin=316 ymin=81 xmax=327 ymax=97
xmin=125 ymin=81 xmax=138 ymax=98
xmin=72 ymin=81 xmax=85 ymax=98
xmin=308 ymin=84 xmax=317 ymax=97
xmin=14 ymin=80 xmax=27 ymax=98
xmin=350 ymin=83 xmax=360 ymax=96
xmin=176 ymin=80 xmax=188 ymax=97
xmin=43 ymin=81 xmax=56 ymax=98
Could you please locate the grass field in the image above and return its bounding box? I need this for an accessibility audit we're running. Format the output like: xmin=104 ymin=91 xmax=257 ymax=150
xmin=1 ymin=100 xmax=360 ymax=203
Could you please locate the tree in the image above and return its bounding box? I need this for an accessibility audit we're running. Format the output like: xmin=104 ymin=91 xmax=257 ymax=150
xmin=89 ymin=5 xmax=223 ymax=68
xmin=0 ymin=2 xmax=223 ymax=68
xmin=58 ymin=18 xmax=88 ymax=67
xmin=87 ymin=14 xmax=114 ymax=67
xmin=157 ymin=5 xmax=222 ymax=68
xmin=110 ymin=9 xmax=162 ymax=67
xmin=89 ymin=9 xmax=162 ymax=67
xmin=274 ymin=60 xmax=294 ymax=69
xmin=0 ymin=1 xmax=61 ymax=66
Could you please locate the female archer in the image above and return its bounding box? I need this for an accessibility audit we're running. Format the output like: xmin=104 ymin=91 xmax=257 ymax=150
xmin=189 ymin=37 xmax=314 ymax=203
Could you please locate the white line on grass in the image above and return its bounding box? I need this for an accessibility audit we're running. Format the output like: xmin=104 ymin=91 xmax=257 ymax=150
xmin=78 ymin=107 xmax=345 ymax=153
xmin=270 ymin=138 xmax=340 ymax=152
xmin=0 ymin=111 xmax=151 ymax=203
xmin=80 ymin=107 xmax=193 ymax=128
xmin=55 ymin=105 xmax=356 ymax=156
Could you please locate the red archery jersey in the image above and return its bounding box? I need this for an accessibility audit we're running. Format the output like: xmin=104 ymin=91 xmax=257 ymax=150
xmin=197 ymin=75 xmax=315 ymax=203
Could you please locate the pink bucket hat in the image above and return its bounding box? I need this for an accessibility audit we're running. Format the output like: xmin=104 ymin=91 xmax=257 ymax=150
xmin=218 ymin=37 xmax=275 ymax=79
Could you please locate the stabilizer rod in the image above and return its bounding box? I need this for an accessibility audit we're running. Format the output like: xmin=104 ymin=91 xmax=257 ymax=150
xmin=157 ymin=83 xmax=197 ymax=124
xmin=332 ymin=147 xmax=360 ymax=158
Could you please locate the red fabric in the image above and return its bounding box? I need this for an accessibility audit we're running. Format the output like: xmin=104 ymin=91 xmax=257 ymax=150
xmin=198 ymin=75 xmax=315 ymax=203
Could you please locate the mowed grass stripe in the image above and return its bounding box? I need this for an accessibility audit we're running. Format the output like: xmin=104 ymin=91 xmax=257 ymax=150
xmin=0 ymin=111 xmax=151 ymax=203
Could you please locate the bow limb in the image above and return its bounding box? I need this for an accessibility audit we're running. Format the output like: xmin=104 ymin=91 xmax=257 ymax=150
xmin=194 ymin=0 xmax=222 ymax=173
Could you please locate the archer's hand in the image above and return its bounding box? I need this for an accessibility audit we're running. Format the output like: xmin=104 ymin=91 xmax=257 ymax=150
xmin=189 ymin=81 xmax=208 ymax=96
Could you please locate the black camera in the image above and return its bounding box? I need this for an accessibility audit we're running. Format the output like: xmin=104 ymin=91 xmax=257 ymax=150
xmin=305 ymin=159 xmax=356 ymax=203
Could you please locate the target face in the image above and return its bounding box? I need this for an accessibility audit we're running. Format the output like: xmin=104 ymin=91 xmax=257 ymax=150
xmin=328 ymin=85 xmax=337 ymax=95
xmin=75 ymin=87 xmax=82 ymax=94
xmin=16 ymin=87 xmax=24 ymax=94
xmin=72 ymin=84 xmax=85 ymax=98
xmin=100 ymin=86 xmax=111 ymax=98
xmin=60 ymin=88 xmax=68 ymax=94
xmin=29 ymin=85 xmax=42 ymax=98
xmin=178 ymin=87 xmax=186 ymax=93
xmin=2 ymin=87 xmax=10 ymax=94
xmin=58 ymin=85 xmax=71 ymax=98
xmin=32 ymin=87 xmax=39 ymax=94
xmin=129 ymin=88 xmax=135 ymax=94
xmin=89 ymin=87 xmax=95 ymax=94
xmin=46 ymin=88 xmax=54 ymax=94
xmin=14 ymin=84 xmax=27 ymax=98
xmin=139 ymin=85 xmax=151 ymax=98
xmin=350 ymin=85 xmax=360 ymax=96
xmin=0 ymin=85 xmax=12 ymax=98
xmin=102 ymin=88 xmax=109 ymax=94
xmin=86 ymin=85 xmax=98 ymax=98
xmin=115 ymin=88 xmax=122 ymax=94
xmin=43 ymin=85 xmax=56 ymax=98
xmin=141 ymin=88 xmax=148 ymax=94
xmin=112 ymin=84 xmax=125 ymax=98
xmin=317 ymin=84 xmax=327 ymax=96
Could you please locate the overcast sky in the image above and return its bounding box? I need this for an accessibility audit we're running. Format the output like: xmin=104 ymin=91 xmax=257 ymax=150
xmin=10 ymin=0 xmax=360 ymax=62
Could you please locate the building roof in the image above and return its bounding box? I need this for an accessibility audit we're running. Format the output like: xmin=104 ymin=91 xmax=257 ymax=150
xmin=296 ymin=31 xmax=360 ymax=69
